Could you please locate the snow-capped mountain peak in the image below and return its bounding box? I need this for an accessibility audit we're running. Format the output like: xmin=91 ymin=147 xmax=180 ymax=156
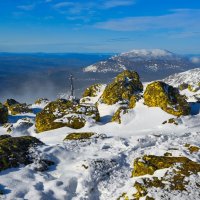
xmin=120 ymin=49 xmax=173 ymax=58
xmin=83 ymin=49 xmax=195 ymax=80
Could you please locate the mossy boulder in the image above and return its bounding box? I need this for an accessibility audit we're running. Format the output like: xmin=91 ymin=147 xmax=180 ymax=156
xmin=131 ymin=155 xmax=200 ymax=199
xmin=35 ymin=99 xmax=100 ymax=133
xmin=111 ymin=107 xmax=128 ymax=124
xmin=0 ymin=103 xmax=8 ymax=124
xmin=82 ymin=84 xmax=104 ymax=98
xmin=101 ymin=70 xmax=143 ymax=105
xmin=4 ymin=99 xmax=32 ymax=115
xmin=144 ymin=81 xmax=190 ymax=116
xmin=64 ymin=132 xmax=95 ymax=141
xmin=0 ymin=136 xmax=43 ymax=172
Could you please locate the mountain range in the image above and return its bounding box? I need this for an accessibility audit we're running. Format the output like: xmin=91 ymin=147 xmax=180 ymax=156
xmin=83 ymin=49 xmax=199 ymax=81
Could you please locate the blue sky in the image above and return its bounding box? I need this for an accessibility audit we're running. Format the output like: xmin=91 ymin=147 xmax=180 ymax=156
xmin=0 ymin=0 xmax=200 ymax=53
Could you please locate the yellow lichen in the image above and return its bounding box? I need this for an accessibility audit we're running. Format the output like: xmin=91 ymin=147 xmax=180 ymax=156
xmin=111 ymin=107 xmax=128 ymax=124
xmin=144 ymin=81 xmax=190 ymax=116
xmin=64 ymin=132 xmax=96 ymax=140
xmin=101 ymin=70 xmax=143 ymax=105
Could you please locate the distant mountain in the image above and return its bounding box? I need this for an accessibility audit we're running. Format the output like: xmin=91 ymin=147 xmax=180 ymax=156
xmin=163 ymin=68 xmax=200 ymax=87
xmin=83 ymin=49 xmax=198 ymax=80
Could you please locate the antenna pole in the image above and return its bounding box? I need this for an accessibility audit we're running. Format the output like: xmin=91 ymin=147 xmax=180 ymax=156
xmin=70 ymin=74 xmax=74 ymax=97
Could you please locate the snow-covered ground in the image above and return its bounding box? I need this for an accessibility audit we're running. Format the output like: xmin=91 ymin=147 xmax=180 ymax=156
xmin=0 ymin=93 xmax=200 ymax=199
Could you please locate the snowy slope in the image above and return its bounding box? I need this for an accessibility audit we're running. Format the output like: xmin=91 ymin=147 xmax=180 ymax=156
xmin=163 ymin=68 xmax=200 ymax=102
xmin=163 ymin=68 xmax=200 ymax=87
xmin=0 ymin=91 xmax=200 ymax=199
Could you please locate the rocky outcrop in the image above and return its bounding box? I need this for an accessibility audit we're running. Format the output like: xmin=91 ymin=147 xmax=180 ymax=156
xmin=144 ymin=81 xmax=190 ymax=116
xmin=82 ymin=84 xmax=104 ymax=98
xmin=4 ymin=99 xmax=32 ymax=115
xmin=0 ymin=136 xmax=44 ymax=172
xmin=131 ymin=155 xmax=200 ymax=199
xmin=119 ymin=154 xmax=200 ymax=199
xmin=64 ymin=132 xmax=96 ymax=141
xmin=101 ymin=70 xmax=143 ymax=105
xmin=0 ymin=103 xmax=8 ymax=124
xmin=35 ymin=99 xmax=100 ymax=133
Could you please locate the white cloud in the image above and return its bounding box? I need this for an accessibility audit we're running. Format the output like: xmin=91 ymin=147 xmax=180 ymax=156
xmin=53 ymin=0 xmax=136 ymax=18
xmin=103 ymin=0 xmax=135 ymax=9
xmin=17 ymin=4 xmax=35 ymax=11
xmin=95 ymin=9 xmax=200 ymax=33
xmin=54 ymin=2 xmax=75 ymax=9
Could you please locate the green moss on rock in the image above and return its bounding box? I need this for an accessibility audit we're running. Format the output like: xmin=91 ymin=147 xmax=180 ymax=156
xmin=132 ymin=155 xmax=200 ymax=177
xmin=162 ymin=118 xmax=178 ymax=125
xmin=4 ymin=99 xmax=32 ymax=115
xmin=179 ymin=83 xmax=188 ymax=91
xmin=129 ymin=95 xmax=137 ymax=109
xmin=111 ymin=107 xmax=128 ymax=124
xmin=0 ymin=136 xmax=43 ymax=171
xmin=188 ymin=84 xmax=198 ymax=92
xmin=34 ymin=98 xmax=49 ymax=105
xmin=132 ymin=155 xmax=200 ymax=199
xmin=82 ymin=84 xmax=103 ymax=98
xmin=101 ymin=70 xmax=143 ymax=105
xmin=0 ymin=103 xmax=8 ymax=124
xmin=185 ymin=144 xmax=199 ymax=154
xmin=0 ymin=135 xmax=11 ymax=141
xmin=64 ymin=132 xmax=96 ymax=141
xmin=144 ymin=81 xmax=190 ymax=116
xmin=35 ymin=99 xmax=100 ymax=133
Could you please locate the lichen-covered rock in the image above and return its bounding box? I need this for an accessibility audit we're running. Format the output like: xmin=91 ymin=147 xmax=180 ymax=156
xmin=82 ymin=84 xmax=104 ymax=98
xmin=35 ymin=99 xmax=100 ymax=133
xmin=162 ymin=118 xmax=179 ymax=125
xmin=188 ymin=84 xmax=198 ymax=92
xmin=34 ymin=98 xmax=49 ymax=105
xmin=144 ymin=81 xmax=190 ymax=116
xmin=131 ymin=155 xmax=200 ymax=199
xmin=64 ymin=132 xmax=96 ymax=141
xmin=4 ymin=99 xmax=19 ymax=107
xmin=0 ymin=135 xmax=11 ymax=141
xmin=129 ymin=95 xmax=137 ymax=109
xmin=111 ymin=107 xmax=128 ymax=124
xmin=185 ymin=144 xmax=199 ymax=154
xmin=4 ymin=99 xmax=32 ymax=115
xmin=0 ymin=136 xmax=43 ymax=172
xmin=101 ymin=70 xmax=143 ymax=105
xmin=179 ymin=83 xmax=189 ymax=91
xmin=0 ymin=103 xmax=8 ymax=124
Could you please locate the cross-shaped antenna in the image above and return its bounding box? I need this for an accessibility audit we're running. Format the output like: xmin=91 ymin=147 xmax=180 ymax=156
xmin=69 ymin=73 xmax=74 ymax=97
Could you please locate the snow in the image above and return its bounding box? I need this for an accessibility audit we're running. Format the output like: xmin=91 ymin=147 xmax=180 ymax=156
xmin=121 ymin=49 xmax=173 ymax=58
xmin=0 ymin=82 xmax=200 ymax=199
xmin=83 ymin=65 xmax=98 ymax=72
xmin=163 ymin=68 xmax=200 ymax=87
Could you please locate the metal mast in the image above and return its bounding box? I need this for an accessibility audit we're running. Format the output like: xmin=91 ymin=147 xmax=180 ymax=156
xmin=69 ymin=74 xmax=74 ymax=97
